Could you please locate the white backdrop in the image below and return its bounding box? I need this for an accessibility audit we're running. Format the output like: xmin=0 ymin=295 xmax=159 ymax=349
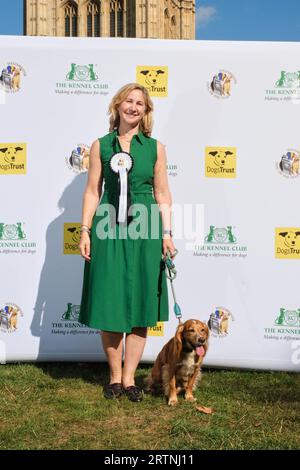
xmin=1 ymin=35 xmax=300 ymax=371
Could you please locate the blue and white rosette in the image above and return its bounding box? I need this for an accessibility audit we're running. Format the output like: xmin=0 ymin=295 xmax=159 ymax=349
xmin=109 ymin=152 xmax=133 ymax=223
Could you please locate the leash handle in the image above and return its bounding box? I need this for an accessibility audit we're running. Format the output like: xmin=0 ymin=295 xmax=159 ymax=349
xmin=162 ymin=249 xmax=182 ymax=323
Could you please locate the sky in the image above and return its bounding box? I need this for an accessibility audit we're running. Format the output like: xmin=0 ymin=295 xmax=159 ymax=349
xmin=0 ymin=0 xmax=300 ymax=41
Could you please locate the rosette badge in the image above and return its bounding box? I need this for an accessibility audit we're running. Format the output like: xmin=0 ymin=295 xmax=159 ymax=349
xmin=109 ymin=152 xmax=134 ymax=224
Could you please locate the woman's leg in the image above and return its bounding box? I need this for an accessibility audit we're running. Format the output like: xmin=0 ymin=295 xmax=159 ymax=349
xmin=100 ymin=331 xmax=124 ymax=383
xmin=122 ymin=327 xmax=147 ymax=388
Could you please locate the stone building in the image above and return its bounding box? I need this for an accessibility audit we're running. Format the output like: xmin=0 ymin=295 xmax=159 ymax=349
xmin=24 ymin=0 xmax=195 ymax=40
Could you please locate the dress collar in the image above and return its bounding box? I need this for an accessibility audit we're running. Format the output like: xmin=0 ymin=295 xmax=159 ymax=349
xmin=111 ymin=128 xmax=145 ymax=146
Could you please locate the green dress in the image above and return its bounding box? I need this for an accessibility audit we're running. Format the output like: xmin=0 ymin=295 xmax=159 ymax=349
xmin=79 ymin=129 xmax=169 ymax=333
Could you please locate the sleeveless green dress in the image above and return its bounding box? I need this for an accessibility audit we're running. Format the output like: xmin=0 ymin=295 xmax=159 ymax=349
xmin=79 ymin=129 xmax=169 ymax=333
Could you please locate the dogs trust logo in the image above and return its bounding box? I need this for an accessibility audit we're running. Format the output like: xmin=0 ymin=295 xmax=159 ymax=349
xmin=208 ymin=307 xmax=234 ymax=338
xmin=265 ymin=71 xmax=300 ymax=103
xmin=66 ymin=144 xmax=90 ymax=173
xmin=275 ymin=228 xmax=300 ymax=259
xmin=277 ymin=149 xmax=300 ymax=178
xmin=136 ymin=66 xmax=168 ymax=97
xmin=148 ymin=322 xmax=164 ymax=336
xmin=0 ymin=303 xmax=23 ymax=333
xmin=205 ymin=147 xmax=236 ymax=178
xmin=0 ymin=63 xmax=26 ymax=93
xmin=64 ymin=223 xmax=81 ymax=255
xmin=208 ymin=70 xmax=236 ymax=99
xmin=55 ymin=63 xmax=109 ymax=96
xmin=0 ymin=143 xmax=26 ymax=174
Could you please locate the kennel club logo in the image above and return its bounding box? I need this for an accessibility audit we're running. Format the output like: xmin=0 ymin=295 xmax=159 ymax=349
xmin=277 ymin=149 xmax=300 ymax=178
xmin=167 ymin=162 xmax=178 ymax=177
xmin=0 ymin=303 xmax=23 ymax=333
xmin=64 ymin=223 xmax=81 ymax=255
xmin=62 ymin=303 xmax=81 ymax=321
xmin=55 ymin=63 xmax=109 ymax=96
xmin=208 ymin=70 xmax=236 ymax=99
xmin=194 ymin=225 xmax=247 ymax=259
xmin=205 ymin=147 xmax=237 ymax=178
xmin=208 ymin=307 xmax=234 ymax=338
xmin=136 ymin=66 xmax=168 ymax=97
xmin=0 ymin=222 xmax=37 ymax=255
xmin=0 ymin=63 xmax=26 ymax=93
xmin=275 ymin=308 xmax=300 ymax=327
xmin=0 ymin=223 xmax=26 ymax=240
xmin=0 ymin=143 xmax=26 ymax=174
xmin=275 ymin=228 xmax=300 ymax=259
xmin=51 ymin=303 xmax=99 ymax=336
xmin=265 ymin=71 xmax=300 ymax=102
xmin=66 ymin=144 xmax=90 ymax=173
xmin=264 ymin=308 xmax=300 ymax=341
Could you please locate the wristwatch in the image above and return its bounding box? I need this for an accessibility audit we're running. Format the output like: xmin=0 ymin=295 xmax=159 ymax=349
xmin=163 ymin=229 xmax=173 ymax=237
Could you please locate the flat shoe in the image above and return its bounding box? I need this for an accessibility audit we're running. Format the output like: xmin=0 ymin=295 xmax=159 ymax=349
xmin=124 ymin=385 xmax=143 ymax=402
xmin=103 ymin=382 xmax=123 ymax=399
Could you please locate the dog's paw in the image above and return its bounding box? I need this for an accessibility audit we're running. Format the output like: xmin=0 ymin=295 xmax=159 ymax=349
xmin=185 ymin=394 xmax=197 ymax=403
xmin=168 ymin=397 xmax=178 ymax=406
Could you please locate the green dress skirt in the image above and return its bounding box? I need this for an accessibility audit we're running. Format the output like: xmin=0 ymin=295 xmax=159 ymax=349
xmin=79 ymin=130 xmax=169 ymax=333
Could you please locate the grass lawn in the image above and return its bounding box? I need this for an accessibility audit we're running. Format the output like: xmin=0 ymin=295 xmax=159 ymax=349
xmin=0 ymin=363 xmax=299 ymax=450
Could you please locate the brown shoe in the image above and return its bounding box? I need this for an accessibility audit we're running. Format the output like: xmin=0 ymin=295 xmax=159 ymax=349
xmin=103 ymin=383 xmax=124 ymax=399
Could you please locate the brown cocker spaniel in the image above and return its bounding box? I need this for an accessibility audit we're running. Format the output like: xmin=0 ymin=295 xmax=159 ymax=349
xmin=147 ymin=319 xmax=209 ymax=406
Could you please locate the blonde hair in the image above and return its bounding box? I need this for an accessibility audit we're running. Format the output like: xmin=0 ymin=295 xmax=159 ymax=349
xmin=108 ymin=83 xmax=154 ymax=136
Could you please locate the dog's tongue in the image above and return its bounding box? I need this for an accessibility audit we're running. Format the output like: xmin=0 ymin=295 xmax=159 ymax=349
xmin=196 ymin=346 xmax=205 ymax=357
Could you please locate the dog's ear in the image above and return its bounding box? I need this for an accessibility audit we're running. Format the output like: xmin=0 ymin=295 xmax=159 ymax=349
xmin=225 ymin=151 xmax=233 ymax=156
xmin=156 ymin=70 xmax=165 ymax=75
xmin=279 ymin=232 xmax=287 ymax=238
xmin=15 ymin=147 xmax=23 ymax=152
xmin=173 ymin=322 xmax=185 ymax=359
xmin=209 ymin=151 xmax=218 ymax=157
xmin=0 ymin=148 xmax=8 ymax=153
xmin=295 ymin=231 xmax=300 ymax=237
xmin=140 ymin=70 xmax=149 ymax=76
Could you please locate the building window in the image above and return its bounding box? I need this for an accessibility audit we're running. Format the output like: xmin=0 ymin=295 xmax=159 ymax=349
xmin=171 ymin=15 xmax=176 ymax=26
xmin=64 ymin=2 xmax=78 ymax=37
xmin=87 ymin=1 xmax=101 ymax=37
xmin=110 ymin=0 xmax=124 ymax=37
xmin=126 ymin=0 xmax=136 ymax=38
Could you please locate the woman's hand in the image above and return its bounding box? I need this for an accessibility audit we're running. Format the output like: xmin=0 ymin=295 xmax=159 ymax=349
xmin=79 ymin=231 xmax=91 ymax=262
xmin=162 ymin=235 xmax=176 ymax=259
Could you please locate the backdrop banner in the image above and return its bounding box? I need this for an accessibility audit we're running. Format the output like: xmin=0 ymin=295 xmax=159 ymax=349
xmin=1 ymin=35 xmax=300 ymax=371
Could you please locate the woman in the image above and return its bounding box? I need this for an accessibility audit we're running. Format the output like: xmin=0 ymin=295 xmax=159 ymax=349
xmin=79 ymin=83 xmax=176 ymax=402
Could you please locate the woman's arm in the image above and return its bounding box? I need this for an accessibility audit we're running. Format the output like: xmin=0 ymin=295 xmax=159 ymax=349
xmin=153 ymin=141 xmax=172 ymax=230
xmin=79 ymin=139 xmax=103 ymax=261
xmin=153 ymin=141 xmax=176 ymax=257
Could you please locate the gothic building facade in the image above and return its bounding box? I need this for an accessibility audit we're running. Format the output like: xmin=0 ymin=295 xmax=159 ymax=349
xmin=24 ymin=0 xmax=195 ymax=40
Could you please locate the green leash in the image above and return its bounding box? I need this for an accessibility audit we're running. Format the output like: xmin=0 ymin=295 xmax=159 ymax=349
xmin=162 ymin=249 xmax=182 ymax=324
